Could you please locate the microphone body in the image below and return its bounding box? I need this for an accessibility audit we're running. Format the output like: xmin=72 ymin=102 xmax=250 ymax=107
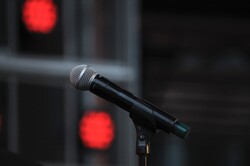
xmin=70 ymin=65 xmax=190 ymax=139
xmin=91 ymin=75 xmax=178 ymax=134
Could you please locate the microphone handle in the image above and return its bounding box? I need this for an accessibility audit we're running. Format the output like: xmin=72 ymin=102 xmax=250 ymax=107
xmin=90 ymin=75 xmax=178 ymax=134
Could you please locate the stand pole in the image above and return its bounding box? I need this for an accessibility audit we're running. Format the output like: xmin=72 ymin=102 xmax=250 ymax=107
xmin=139 ymin=155 xmax=147 ymax=166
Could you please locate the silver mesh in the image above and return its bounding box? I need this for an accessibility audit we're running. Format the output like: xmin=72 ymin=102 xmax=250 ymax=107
xmin=70 ymin=65 xmax=97 ymax=90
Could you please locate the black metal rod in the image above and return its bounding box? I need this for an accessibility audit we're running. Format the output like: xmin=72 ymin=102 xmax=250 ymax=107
xmin=139 ymin=155 xmax=147 ymax=166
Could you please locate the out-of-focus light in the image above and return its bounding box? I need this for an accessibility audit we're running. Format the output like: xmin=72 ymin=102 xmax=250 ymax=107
xmin=79 ymin=111 xmax=115 ymax=150
xmin=22 ymin=0 xmax=57 ymax=34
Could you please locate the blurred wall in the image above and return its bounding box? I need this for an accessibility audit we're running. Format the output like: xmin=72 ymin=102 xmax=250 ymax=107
xmin=142 ymin=2 xmax=250 ymax=166
xmin=0 ymin=0 xmax=139 ymax=166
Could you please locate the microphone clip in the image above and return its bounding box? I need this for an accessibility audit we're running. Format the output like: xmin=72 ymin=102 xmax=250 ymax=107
xmin=130 ymin=113 xmax=157 ymax=166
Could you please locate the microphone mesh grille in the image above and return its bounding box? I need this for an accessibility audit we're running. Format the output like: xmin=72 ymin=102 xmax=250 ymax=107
xmin=70 ymin=65 xmax=97 ymax=90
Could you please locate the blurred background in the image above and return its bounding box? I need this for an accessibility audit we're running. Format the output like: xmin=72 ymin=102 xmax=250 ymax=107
xmin=1 ymin=0 xmax=250 ymax=166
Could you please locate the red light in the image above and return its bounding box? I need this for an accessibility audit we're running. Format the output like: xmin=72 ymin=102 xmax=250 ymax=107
xmin=22 ymin=0 xmax=57 ymax=34
xmin=79 ymin=111 xmax=115 ymax=150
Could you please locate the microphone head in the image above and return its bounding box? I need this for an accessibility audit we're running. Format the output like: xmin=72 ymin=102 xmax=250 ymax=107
xmin=70 ymin=65 xmax=97 ymax=90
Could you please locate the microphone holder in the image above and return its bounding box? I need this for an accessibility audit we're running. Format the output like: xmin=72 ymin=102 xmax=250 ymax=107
xmin=130 ymin=114 xmax=157 ymax=166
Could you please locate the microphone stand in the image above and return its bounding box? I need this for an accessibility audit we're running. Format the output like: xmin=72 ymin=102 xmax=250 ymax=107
xmin=130 ymin=114 xmax=157 ymax=166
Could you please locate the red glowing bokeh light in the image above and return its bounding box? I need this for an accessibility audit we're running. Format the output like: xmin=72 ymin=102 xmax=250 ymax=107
xmin=22 ymin=0 xmax=57 ymax=34
xmin=79 ymin=111 xmax=115 ymax=150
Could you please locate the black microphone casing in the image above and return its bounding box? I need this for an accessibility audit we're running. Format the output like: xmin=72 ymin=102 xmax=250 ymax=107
xmin=89 ymin=74 xmax=190 ymax=138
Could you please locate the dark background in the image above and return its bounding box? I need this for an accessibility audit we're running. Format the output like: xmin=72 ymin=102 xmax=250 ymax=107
xmin=141 ymin=3 xmax=250 ymax=166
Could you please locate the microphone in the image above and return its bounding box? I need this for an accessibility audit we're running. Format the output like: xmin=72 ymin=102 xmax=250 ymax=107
xmin=70 ymin=65 xmax=190 ymax=139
